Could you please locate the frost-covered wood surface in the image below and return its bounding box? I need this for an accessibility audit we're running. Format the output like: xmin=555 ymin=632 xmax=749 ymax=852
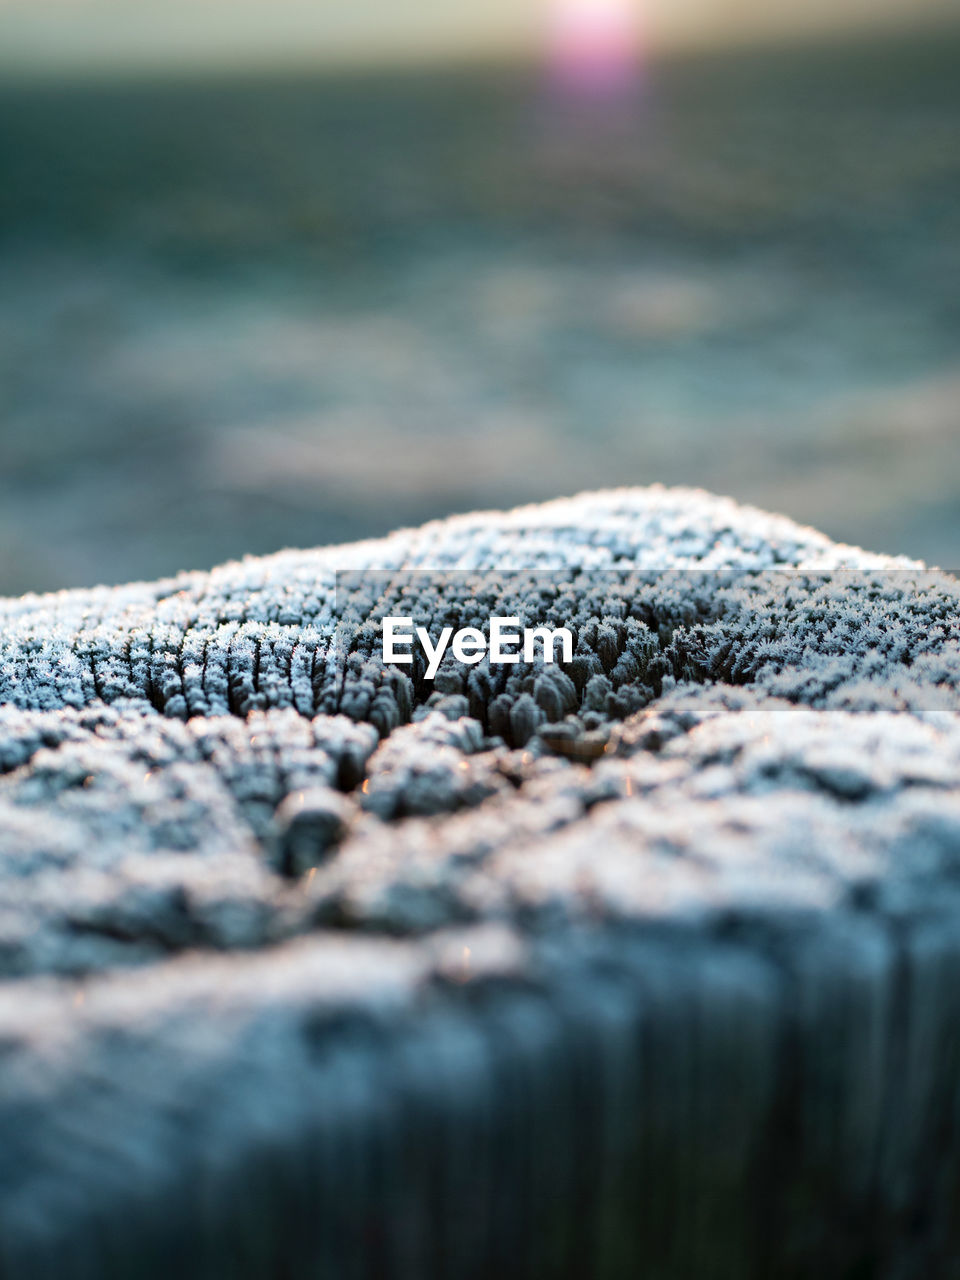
xmin=2 ymin=486 xmax=960 ymax=1279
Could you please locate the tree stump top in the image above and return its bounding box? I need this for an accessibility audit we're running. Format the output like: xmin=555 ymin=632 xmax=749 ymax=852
xmin=1 ymin=486 xmax=959 ymax=1279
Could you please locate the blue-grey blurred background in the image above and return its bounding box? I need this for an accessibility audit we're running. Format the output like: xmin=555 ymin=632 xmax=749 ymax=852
xmin=0 ymin=0 xmax=958 ymax=594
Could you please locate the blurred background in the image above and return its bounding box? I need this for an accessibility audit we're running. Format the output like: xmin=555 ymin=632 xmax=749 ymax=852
xmin=0 ymin=0 xmax=958 ymax=595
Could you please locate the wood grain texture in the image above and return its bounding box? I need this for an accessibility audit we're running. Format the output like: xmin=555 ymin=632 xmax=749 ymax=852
xmin=1 ymin=486 xmax=959 ymax=1279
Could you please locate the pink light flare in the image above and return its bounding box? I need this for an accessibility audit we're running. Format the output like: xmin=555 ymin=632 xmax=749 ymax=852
xmin=545 ymin=0 xmax=642 ymax=97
